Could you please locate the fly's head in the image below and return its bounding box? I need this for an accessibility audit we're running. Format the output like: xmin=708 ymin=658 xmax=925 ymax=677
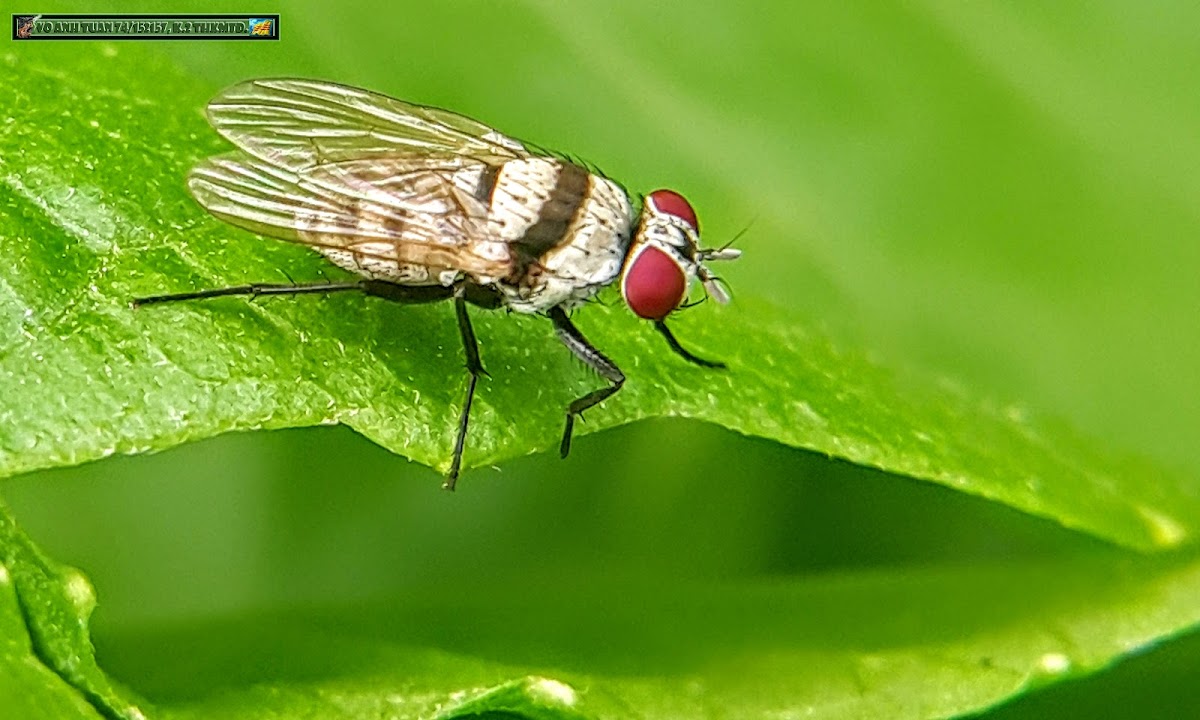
xmin=620 ymin=189 xmax=741 ymax=368
xmin=622 ymin=189 xmax=741 ymax=321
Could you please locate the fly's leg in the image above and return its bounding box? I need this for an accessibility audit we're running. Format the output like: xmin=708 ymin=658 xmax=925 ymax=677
xmin=133 ymin=279 xmax=454 ymax=307
xmin=132 ymin=280 xmax=370 ymax=307
xmin=549 ymin=306 xmax=625 ymax=458
xmin=361 ymin=281 xmax=455 ymax=305
xmin=653 ymin=320 xmax=726 ymax=368
xmin=136 ymin=279 xmax=474 ymax=487
xmin=445 ymin=284 xmax=487 ymax=491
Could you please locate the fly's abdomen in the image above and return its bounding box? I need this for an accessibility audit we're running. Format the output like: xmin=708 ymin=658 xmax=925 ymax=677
xmin=302 ymin=162 xmax=515 ymax=287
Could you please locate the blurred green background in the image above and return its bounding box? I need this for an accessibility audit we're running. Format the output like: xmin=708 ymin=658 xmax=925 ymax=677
xmin=4 ymin=0 xmax=1200 ymax=717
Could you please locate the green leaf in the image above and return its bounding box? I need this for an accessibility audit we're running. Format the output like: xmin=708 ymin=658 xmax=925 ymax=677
xmin=0 ymin=41 xmax=1195 ymax=553
xmin=81 ymin=544 xmax=1200 ymax=720
xmin=0 ymin=497 xmax=140 ymax=719
xmin=6 ymin=426 xmax=1200 ymax=720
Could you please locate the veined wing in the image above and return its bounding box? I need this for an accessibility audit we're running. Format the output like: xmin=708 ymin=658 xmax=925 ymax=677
xmin=187 ymin=153 xmax=514 ymax=279
xmin=205 ymin=78 xmax=533 ymax=171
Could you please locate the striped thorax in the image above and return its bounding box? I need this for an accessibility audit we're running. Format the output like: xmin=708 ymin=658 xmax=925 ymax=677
xmin=481 ymin=158 xmax=633 ymax=313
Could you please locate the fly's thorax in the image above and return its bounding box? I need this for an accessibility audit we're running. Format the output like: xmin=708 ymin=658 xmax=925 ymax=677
xmin=485 ymin=158 xmax=565 ymax=243
xmin=487 ymin=159 xmax=634 ymax=314
xmin=621 ymin=189 xmax=704 ymax=321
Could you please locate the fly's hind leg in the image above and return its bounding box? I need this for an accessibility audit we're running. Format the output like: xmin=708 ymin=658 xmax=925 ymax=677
xmin=134 ymin=278 xmax=456 ymax=307
xmin=136 ymin=277 xmax=477 ymax=488
xmin=548 ymin=307 xmax=625 ymax=459
xmin=132 ymin=280 xmax=372 ymax=306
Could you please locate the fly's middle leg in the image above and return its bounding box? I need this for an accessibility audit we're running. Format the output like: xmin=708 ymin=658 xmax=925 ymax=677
xmin=444 ymin=284 xmax=487 ymax=490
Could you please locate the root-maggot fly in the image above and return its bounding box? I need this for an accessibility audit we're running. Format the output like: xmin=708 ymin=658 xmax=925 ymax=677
xmin=135 ymin=79 xmax=741 ymax=489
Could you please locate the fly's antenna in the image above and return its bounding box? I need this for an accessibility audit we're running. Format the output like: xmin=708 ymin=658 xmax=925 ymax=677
xmin=699 ymin=248 xmax=742 ymax=262
xmin=695 ymin=218 xmax=749 ymax=304
xmin=698 ymin=216 xmax=754 ymax=263
xmin=695 ymin=216 xmax=750 ymax=304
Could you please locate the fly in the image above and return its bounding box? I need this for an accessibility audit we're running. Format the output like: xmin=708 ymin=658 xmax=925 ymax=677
xmin=134 ymin=79 xmax=742 ymax=489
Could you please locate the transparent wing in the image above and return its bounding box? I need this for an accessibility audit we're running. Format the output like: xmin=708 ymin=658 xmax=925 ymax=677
xmin=205 ymin=78 xmax=533 ymax=171
xmin=187 ymin=154 xmax=513 ymax=279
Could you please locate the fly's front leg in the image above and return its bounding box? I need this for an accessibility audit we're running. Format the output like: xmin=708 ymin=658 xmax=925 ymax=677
xmin=444 ymin=284 xmax=487 ymax=491
xmin=654 ymin=320 xmax=726 ymax=368
xmin=548 ymin=306 xmax=625 ymax=458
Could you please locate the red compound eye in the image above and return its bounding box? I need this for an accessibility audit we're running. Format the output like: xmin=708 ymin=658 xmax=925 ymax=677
xmin=646 ymin=189 xmax=699 ymax=234
xmin=622 ymin=244 xmax=688 ymax=320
